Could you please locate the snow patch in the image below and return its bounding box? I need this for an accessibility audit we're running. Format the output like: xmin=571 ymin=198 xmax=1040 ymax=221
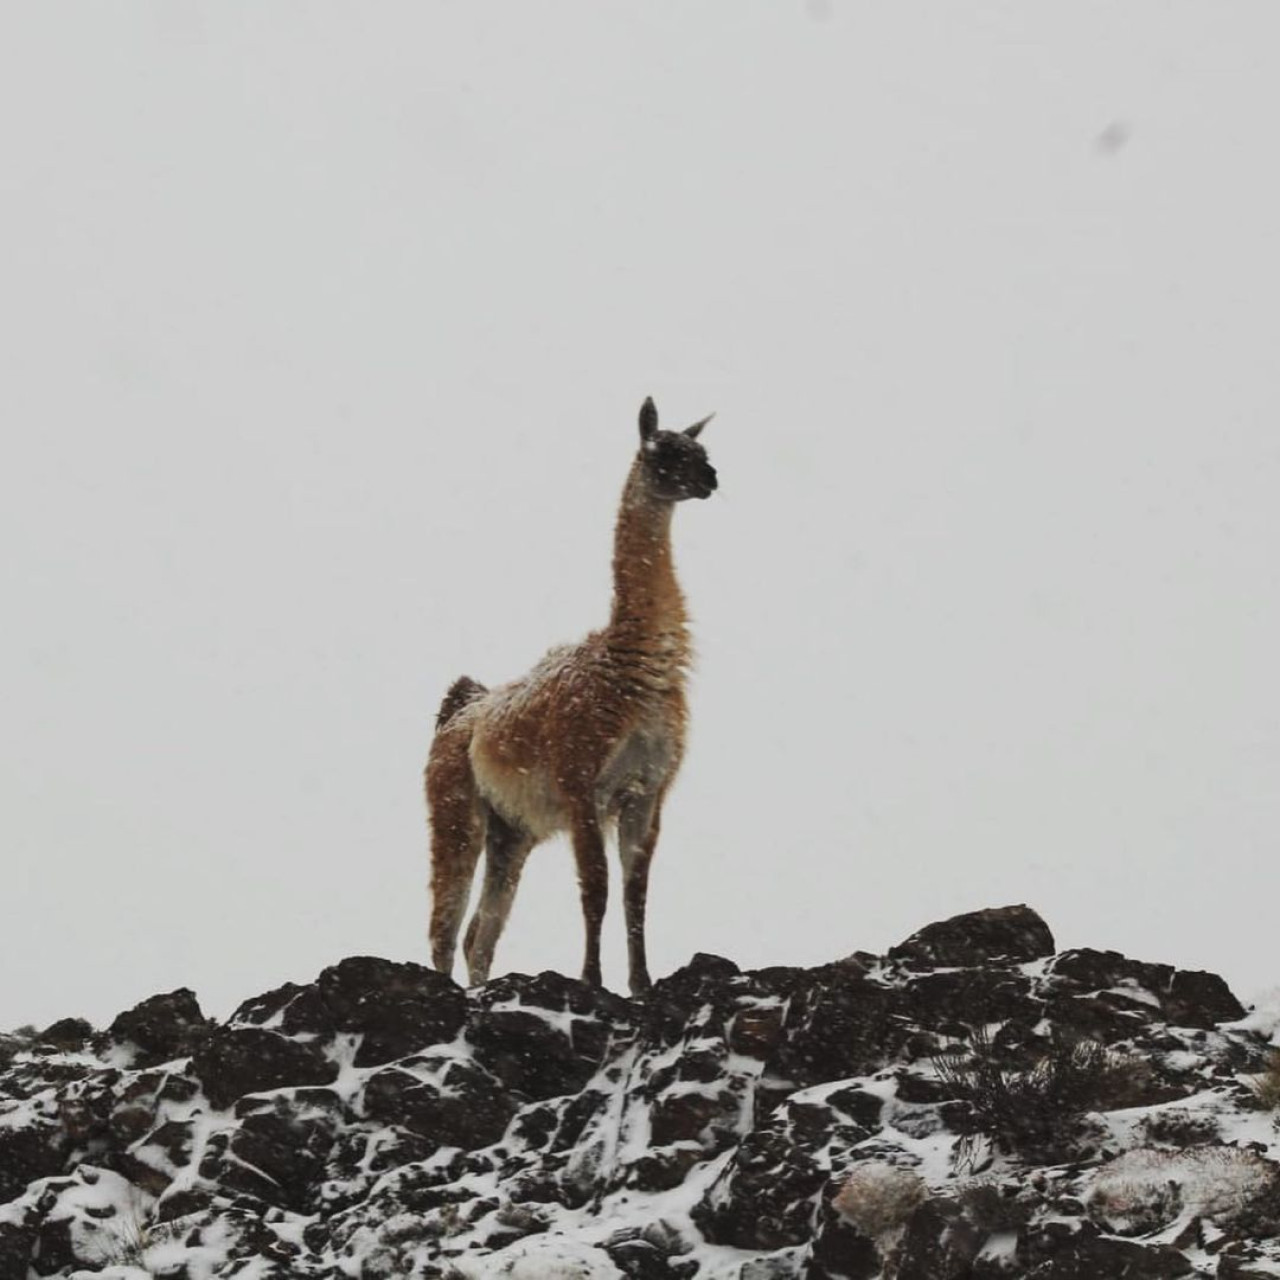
xmin=452 ymin=1235 xmax=625 ymax=1278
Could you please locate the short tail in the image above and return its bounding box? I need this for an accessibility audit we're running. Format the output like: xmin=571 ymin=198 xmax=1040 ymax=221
xmin=435 ymin=675 xmax=488 ymax=730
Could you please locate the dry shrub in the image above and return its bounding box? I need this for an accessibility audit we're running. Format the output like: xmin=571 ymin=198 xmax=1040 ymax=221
xmin=935 ymin=1028 xmax=1127 ymax=1164
xmin=1251 ymin=1049 xmax=1280 ymax=1110
xmin=832 ymin=1163 xmax=927 ymax=1239
xmin=1089 ymin=1146 xmax=1278 ymax=1236
xmin=89 ymin=1208 xmax=176 ymax=1272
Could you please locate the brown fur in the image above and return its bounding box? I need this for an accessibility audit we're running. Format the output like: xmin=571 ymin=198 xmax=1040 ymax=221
xmin=434 ymin=675 xmax=488 ymax=730
xmin=425 ymin=400 xmax=716 ymax=994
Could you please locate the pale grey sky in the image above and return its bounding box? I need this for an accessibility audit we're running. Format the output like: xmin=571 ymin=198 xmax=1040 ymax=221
xmin=2 ymin=3 xmax=1278 ymax=1029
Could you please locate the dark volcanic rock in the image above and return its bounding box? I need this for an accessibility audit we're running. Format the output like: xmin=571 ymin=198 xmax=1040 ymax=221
xmin=1047 ymin=949 xmax=1247 ymax=1035
xmin=189 ymin=1025 xmax=338 ymax=1110
xmin=765 ymin=967 xmax=896 ymax=1092
xmin=0 ymin=1213 xmax=37 ymax=1280
xmin=362 ymin=1053 xmax=517 ymax=1151
xmin=804 ymin=1194 xmax=880 ymax=1280
xmin=118 ymin=1116 xmax=197 ymax=1195
xmin=895 ymin=1196 xmax=985 ymax=1280
xmin=903 ymin=966 xmax=1042 ymax=1035
xmin=1 ymin=914 xmax=1270 ymax=1280
xmin=468 ymin=970 xmax=632 ymax=1099
xmin=318 ymin=1123 xmax=444 ymax=1212
xmin=728 ymin=1001 xmax=787 ymax=1059
xmin=197 ymin=1091 xmax=346 ymax=1212
xmin=889 ymin=904 xmax=1055 ymax=968
xmin=1017 ymin=1220 xmax=1193 ymax=1278
xmin=229 ymin=979 xmax=333 ymax=1036
xmin=22 ymin=1166 xmax=142 ymax=1278
xmin=1049 ymin=948 xmax=1175 ymax=996
xmin=105 ymin=988 xmax=211 ymax=1066
xmin=1165 ymin=968 xmax=1246 ymax=1028
xmin=694 ymin=1090 xmax=881 ymax=1250
xmin=603 ymin=1227 xmax=699 ymax=1279
xmin=229 ymin=957 xmax=468 ymax=1066
xmin=641 ymin=953 xmax=743 ymax=1045
xmin=1218 ymin=1250 xmax=1280 ymax=1280
xmin=318 ymin=955 xmax=468 ymax=1065
xmin=0 ymin=1118 xmax=68 ymax=1203
xmin=33 ymin=1019 xmax=93 ymax=1053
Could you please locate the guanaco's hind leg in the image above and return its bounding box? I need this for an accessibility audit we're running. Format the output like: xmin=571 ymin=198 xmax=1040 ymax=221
xmin=463 ymin=809 xmax=535 ymax=987
xmin=618 ymin=788 xmax=665 ymax=996
xmin=571 ymin=811 xmax=609 ymax=987
xmin=426 ymin=734 xmax=486 ymax=978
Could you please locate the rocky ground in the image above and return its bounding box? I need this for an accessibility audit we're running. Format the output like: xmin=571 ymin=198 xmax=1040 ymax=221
xmin=2 ymin=905 xmax=1278 ymax=1279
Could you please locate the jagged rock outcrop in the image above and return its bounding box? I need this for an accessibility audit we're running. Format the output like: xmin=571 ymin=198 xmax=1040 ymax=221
xmin=0 ymin=905 xmax=1276 ymax=1279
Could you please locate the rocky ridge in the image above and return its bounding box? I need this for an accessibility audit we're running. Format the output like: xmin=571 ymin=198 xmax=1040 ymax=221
xmin=1 ymin=905 xmax=1278 ymax=1279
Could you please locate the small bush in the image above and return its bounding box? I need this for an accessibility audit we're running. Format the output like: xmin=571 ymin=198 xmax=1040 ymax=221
xmin=1088 ymin=1166 xmax=1182 ymax=1236
xmin=935 ymin=1028 xmax=1127 ymax=1164
xmin=90 ymin=1209 xmax=176 ymax=1272
xmin=1089 ymin=1146 xmax=1278 ymax=1235
xmin=832 ymin=1163 xmax=927 ymax=1239
xmin=1251 ymin=1049 xmax=1280 ymax=1110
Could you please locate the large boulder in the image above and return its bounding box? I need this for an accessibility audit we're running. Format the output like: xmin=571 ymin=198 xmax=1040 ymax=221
xmin=104 ymin=988 xmax=211 ymax=1066
xmin=229 ymin=957 xmax=469 ymax=1066
xmin=0 ymin=1115 xmax=68 ymax=1203
xmin=889 ymin=905 xmax=1055 ymax=968
xmin=362 ymin=1052 xmax=518 ymax=1152
xmin=1015 ymin=1220 xmax=1193 ymax=1278
xmin=0 ymin=1212 xmax=37 ymax=1280
xmin=1046 ymin=949 xmax=1247 ymax=1036
xmin=189 ymin=1026 xmax=338 ymax=1110
xmin=467 ymin=971 xmax=632 ymax=1100
xmin=694 ymin=1087 xmax=882 ymax=1250
xmin=317 ymin=956 xmax=468 ymax=1066
xmin=763 ymin=966 xmax=897 ymax=1096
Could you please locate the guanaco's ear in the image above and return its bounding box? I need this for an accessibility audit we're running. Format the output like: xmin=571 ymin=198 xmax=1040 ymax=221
xmin=639 ymin=397 xmax=658 ymax=442
xmin=683 ymin=412 xmax=715 ymax=440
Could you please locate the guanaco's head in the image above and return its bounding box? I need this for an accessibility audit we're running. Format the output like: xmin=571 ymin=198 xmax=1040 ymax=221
xmin=637 ymin=397 xmax=718 ymax=502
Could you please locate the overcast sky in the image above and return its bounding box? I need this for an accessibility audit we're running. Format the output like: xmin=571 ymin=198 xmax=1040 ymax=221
xmin=2 ymin=3 xmax=1278 ymax=1030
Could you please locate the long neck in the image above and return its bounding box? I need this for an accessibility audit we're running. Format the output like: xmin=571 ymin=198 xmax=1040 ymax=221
xmin=607 ymin=459 xmax=690 ymax=657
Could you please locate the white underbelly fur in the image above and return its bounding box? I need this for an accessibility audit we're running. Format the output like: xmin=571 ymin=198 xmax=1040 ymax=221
xmin=468 ymin=722 xmax=679 ymax=841
xmin=469 ymin=749 xmax=567 ymax=841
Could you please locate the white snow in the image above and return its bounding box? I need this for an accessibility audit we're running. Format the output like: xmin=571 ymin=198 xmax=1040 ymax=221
xmin=452 ymin=1235 xmax=626 ymax=1279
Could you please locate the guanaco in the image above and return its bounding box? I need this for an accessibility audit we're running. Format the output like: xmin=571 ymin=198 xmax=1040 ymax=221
xmin=425 ymin=397 xmax=717 ymax=995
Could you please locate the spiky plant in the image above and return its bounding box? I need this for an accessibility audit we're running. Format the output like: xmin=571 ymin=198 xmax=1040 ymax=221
xmin=935 ymin=1027 xmax=1125 ymax=1164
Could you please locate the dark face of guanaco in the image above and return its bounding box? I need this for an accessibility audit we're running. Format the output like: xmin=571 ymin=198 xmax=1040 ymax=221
xmin=636 ymin=396 xmax=718 ymax=502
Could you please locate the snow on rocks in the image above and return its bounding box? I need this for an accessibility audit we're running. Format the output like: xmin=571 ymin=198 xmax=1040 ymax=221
xmin=0 ymin=908 xmax=1278 ymax=1278
xmin=451 ymin=1235 xmax=626 ymax=1278
xmin=887 ymin=904 xmax=1056 ymax=969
